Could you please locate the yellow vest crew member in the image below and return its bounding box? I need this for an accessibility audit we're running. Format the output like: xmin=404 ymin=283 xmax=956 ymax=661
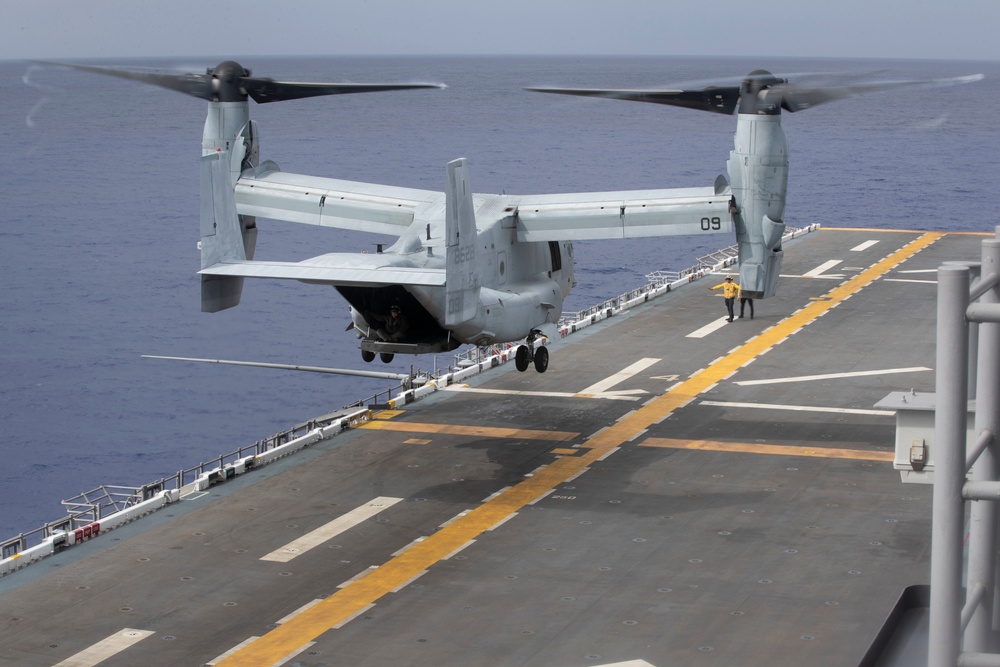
xmin=710 ymin=275 xmax=740 ymax=322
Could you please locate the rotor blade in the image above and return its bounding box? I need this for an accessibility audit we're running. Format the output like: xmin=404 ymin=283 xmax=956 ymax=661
xmin=530 ymin=72 xmax=982 ymax=116
xmin=142 ymin=355 xmax=410 ymax=381
xmin=41 ymin=61 xmax=445 ymax=104
xmin=774 ymin=73 xmax=985 ymax=112
xmin=38 ymin=61 xmax=215 ymax=100
xmin=243 ymin=78 xmax=445 ymax=104
xmin=527 ymin=86 xmax=740 ymax=114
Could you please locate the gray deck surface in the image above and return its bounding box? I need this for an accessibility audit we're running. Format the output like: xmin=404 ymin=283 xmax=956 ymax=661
xmin=0 ymin=228 xmax=985 ymax=667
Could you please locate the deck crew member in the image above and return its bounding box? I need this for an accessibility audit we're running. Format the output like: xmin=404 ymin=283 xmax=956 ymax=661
xmin=710 ymin=275 xmax=740 ymax=322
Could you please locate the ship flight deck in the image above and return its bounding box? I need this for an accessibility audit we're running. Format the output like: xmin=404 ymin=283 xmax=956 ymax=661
xmin=0 ymin=227 xmax=987 ymax=667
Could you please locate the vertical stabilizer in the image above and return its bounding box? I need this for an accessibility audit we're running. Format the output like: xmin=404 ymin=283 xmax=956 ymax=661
xmin=445 ymin=159 xmax=480 ymax=327
xmin=200 ymin=150 xmax=257 ymax=312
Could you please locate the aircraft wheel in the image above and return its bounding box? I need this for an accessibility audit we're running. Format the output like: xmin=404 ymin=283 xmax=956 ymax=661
xmin=380 ymin=352 xmax=395 ymax=363
xmin=515 ymin=345 xmax=530 ymax=372
xmin=361 ymin=350 xmax=376 ymax=363
xmin=533 ymin=346 xmax=549 ymax=373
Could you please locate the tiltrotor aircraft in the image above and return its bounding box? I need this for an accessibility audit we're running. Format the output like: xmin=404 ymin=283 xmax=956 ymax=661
xmin=56 ymin=61 xmax=981 ymax=373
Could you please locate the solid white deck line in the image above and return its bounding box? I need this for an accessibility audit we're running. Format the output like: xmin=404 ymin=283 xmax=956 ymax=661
xmin=733 ymin=366 xmax=932 ymax=386
xmin=260 ymin=496 xmax=403 ymax=563
xmin=803 ymin=259 xmax=844 ymax=278
xmin=700 ymin=400 xmax=893 ymax=416
xmin=53 ymin=629 xmax=154 ymax=667
xmin=686 ymin=317 xmax=731 ymax=338
xmin=443 ymin=386 xmax=646 ymax=401
xmin=577 ymin=357 xmax=660 ymax=394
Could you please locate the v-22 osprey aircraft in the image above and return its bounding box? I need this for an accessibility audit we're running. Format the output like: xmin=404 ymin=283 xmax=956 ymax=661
xmin=60 ymin=62 xmax=981 ymax=373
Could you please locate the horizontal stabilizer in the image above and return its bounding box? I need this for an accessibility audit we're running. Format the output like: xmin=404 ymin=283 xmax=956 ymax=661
xmin=201 ymin=259 xmax=446 ymax=287
xmin=234 ymin=170 xmax=439 ymax=235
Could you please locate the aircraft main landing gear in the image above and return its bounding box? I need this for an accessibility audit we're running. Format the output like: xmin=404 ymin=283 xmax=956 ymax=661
xmin=514 ymin=330 xmax=549 ymax=373
xmin=360 ymin=349 xmax=395 ymax=363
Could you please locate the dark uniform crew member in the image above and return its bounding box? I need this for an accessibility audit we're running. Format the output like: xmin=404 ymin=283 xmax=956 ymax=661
xmin=710 ymin=275 xmax=740 ymax=322
xmin=376 ymin=303 xmax=409 ymax=342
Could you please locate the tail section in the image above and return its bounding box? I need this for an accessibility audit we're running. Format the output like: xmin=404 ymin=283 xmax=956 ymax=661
xmin=444 ymin=158 xmax=480 ymax=327
xmin=199 ymin=150 xmax=258 ymax=312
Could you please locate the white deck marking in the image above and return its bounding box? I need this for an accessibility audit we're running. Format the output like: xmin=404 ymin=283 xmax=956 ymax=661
xmin=595 ymin=661 xmax=657 ymax=667
xmin=686 ymin=317 xmax=731 ymax=338
xmin=733 ymin=366 xmax=931 ymax=386
xmin=445 ymin=359 xmax=658 ymax=401
xmin=53 ymin=629 xmax=154 ymax=667
xmin=889 ymin=269 xmax=938 ymax=283
xmin=260 ymin=496 xmax=403 ymax=562
xmin=444 ymin=386 xmax=646 ymax=401
xmin=700 ymin=400 xmax=893 ymax=416
xmin=803 ymin=259 xmax=844 ymax=278
xmin=444 ymin=386 xmax=582 ymax=399
xmin=578 ymin=358 xmax=659 ymax=394
xmin=851 ymin=240 xmax=880 ymax=251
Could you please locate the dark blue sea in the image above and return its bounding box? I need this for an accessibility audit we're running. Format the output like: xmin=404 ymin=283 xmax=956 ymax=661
xmin=2 ymin=55 xmax=997 ymax=538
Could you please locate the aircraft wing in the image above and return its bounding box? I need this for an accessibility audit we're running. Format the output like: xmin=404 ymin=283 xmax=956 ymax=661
xmin=200 ymin=252 xmax=446 ymax=288
xmin=237 ymin=169 xmax=732 ymax=242
xmin=234 ymin=168 xmax=444 ymax=236
xmin=512 ymin=185 xmax=733 ymax=241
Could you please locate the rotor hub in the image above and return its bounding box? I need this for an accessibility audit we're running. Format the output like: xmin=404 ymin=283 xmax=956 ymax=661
xmin=208 ymin=61 xmax=251 ymax=102
xmin=739 ymin=70 xmax=786 ymax=115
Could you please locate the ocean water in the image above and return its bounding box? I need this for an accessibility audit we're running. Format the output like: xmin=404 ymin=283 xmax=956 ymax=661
xmin=2 ymin=55 xmax=997 ymax=538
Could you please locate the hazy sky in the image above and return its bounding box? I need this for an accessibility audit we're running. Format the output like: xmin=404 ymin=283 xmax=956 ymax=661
xmin=3 ymin=0 xmax=998 ymax=62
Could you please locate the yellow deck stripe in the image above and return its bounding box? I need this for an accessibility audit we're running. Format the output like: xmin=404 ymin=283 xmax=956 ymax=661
xmin=371 ymin=409 xmax=405 ymax=420
xmin=642 ymin=437 xmax=894 ymax=462
xmin=827 ymin=227 xmax=990 ymax=236
xmin=218 ymin=232 xmax=940 ymax=665
xmin=360 ymin=420 xmax=579 ymax=442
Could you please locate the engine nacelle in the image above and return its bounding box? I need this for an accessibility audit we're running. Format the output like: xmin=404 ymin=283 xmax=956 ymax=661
xmin=727 ymin=113 xmax=787 ymax=299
